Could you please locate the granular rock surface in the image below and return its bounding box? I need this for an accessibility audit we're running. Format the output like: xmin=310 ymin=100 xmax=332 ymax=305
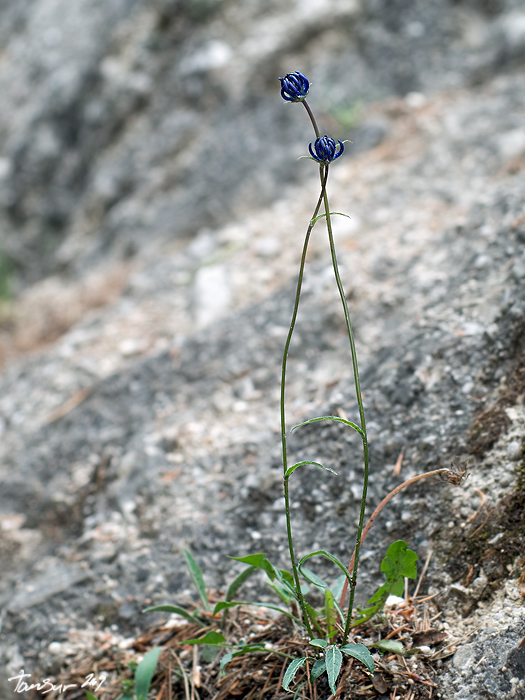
xmin=1 ymin=2 xmax=525 ymax=699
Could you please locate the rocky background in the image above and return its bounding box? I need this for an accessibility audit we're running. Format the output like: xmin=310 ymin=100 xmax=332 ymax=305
xmin=1 ymin=0 xmax=525 ymax=698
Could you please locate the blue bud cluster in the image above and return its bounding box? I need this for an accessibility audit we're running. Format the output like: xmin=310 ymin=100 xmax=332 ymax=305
xmin=309 ymin=135 xmax=344 ymax=165
xmin=279 ymin=71 xmax=309 ymax=102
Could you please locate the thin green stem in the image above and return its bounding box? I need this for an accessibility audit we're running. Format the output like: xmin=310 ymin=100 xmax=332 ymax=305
xmin=281 ymin=169 xmax=328 ymax=636
xmin=320 ymin=167 xmax=370 ymax=644
xmin=302 ymin=100 xmax=320 ymax=138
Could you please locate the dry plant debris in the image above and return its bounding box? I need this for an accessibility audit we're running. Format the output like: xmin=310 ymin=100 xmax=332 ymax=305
xmin=30 ymin=597 xmax=451 ymax=700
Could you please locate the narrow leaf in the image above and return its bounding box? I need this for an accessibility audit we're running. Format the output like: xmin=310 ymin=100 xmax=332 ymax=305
xmin=182 ymin=631 xmax=226 ymax=646
xmin=301 ymin=566 xmax=328 ymax=590
xmin=221 ymin=644 xmax=267 ymax=671
xmin=309 ymin=638 xmax=327 ymax=649
xmin=330 ymin=575 xmax=346 ymax=603
xmin=213 ymin=600 xmax=244 ymax=615
xmin=325 ymin=645 xmax=343 ymax=695
xmin=226 ymin=565 xmax=257 ymax=601
xmin=282 ymin=658 xmax=307 ymax=692
xmin=184 ymin=549 xmax=210 ymax=612
xmin=325 ymin=589 xmax=336 ymax=640
xmin=311 ymin=212 xmax=352 ymax=225
xmin=85 ymin=693 xmax=98 ymax=700
xmin=284 ymin=461 xmax=337 ymax=479
xmin=372 ymin=639 xmax=405 ymax=655
xmin=341 ymin=643 xmax=375 ymax=674
xmin=142 ymin=604 xmax=205 ymax=627
xmin=310 ymin=658 xmax=326 ymax=681
xmin=135 ymin=647 xmax=161 ymax=700
xmin=229 ymin=553 xmax=278 ymax=581
xmin=220 ymin=652 xmax=233 ymax=673
xmin=291 ymin=415 xmax=364 ymax=438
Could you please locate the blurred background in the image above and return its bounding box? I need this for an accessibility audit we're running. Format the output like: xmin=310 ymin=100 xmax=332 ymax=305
xmin=0 ymin=0 xmax=524 ymax=367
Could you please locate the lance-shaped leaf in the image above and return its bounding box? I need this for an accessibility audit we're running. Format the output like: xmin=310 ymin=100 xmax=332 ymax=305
xmin=135 ymin=647 xmax=162 ymax=700
xmin=341 ymin=643 xmax=375 ymax=674
xmin=142 ymin=604 xmax=205 ymax=627
xmin=282 ymin=658 xmax=307 ymax=692
xmin=285 ymin=460 xmax=337 ymax=479
xmin=184 ymin=549 xmax=210 ymax=612
xmin=182 ymin=631 xmax=226 ymax=646
xmin=291 ymin=415 xmax=364 ymax=438
xmin=325 ymin=645 xmax=343 ymax=695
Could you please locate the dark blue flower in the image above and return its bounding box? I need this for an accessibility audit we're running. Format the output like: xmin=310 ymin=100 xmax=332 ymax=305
xmin=308 ymin=135 xmax=344 ymax=165
xmin=279 ymin=71 xmax=309 ymax=102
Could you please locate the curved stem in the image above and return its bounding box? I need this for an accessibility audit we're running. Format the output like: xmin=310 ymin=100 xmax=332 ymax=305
xmin=320 ymin=170 xmax=370 ymax=644
xmin=338 ymin=469 xmax=449 ymax=613
xmin=281 ymin=168 xmax=328 ymax=635
xmin=302 ymin=100 xmax=320 ymax=139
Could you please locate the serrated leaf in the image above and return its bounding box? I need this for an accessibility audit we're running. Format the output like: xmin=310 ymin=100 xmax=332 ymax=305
xmin=367 ymin=541 xmax=418 ymax=609
xmin=381 ymin=541 xmax=418 ymax=580
xmin=325 ymin=645 xmax=343 ymax=695
xmin=341 ymin=642 xmax=375 ymax=674
xmin=310 ymin=658 xmax=326 ymax=681
xmin=291 ymin=415 xmax=364 ymax=438
xmin=284 ymin=460 xmax=337 ymax=479
xmin=226 ymin=565 xmax=257 ymax=602
xmin=135 ymin=647 xmax=161 ymax=700
xmin=309 ymin=638 xmax=327 ymax=649
xmin=183 ymin=549 xmax=210 ymax=612
xmin=142 ymin=604 xmax=205 ymax=627
xmin=282 ymin=658 xmax=307 ymax=692
xmin=372 ymin=639 xmax=406 ymax=655
xmin=182 ymin=631 xmax=226 ymax=646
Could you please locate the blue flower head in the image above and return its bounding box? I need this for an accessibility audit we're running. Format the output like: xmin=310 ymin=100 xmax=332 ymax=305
xmin=279 ymin=71 xmax=309 ymax=102
xmin=309 ymin=135 xmax=344 ymax=165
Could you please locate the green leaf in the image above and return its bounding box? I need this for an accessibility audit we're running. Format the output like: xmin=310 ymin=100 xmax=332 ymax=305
xmin=282 ymin=658 xmax=307 ymax=692
xmin=291 ymin=415 xmax=364 ymax=438
xmin=367 ymin=541 xmax=418 ymax=607
xmin=220 ymin=652 xmax=233 ymax=672
xmin=325 ymin=645 xmax=343 ymax=695
xmin=210 ymin=600 xmax=300 ymax=624
xmin=213 ymin=600 xmax=244 ymax=615
xmin=310 ymin=658 xmax=326 ymax=681
xmin=298 ymin=550 xmax=352 ymax=625
xmin=372 ymin=639 xmax=406 ymax=655
xmin=85 ymin=693 xmax=99 ymax=700
xmin=309 ymin=638 xmax=327 ymax=649
xmin=135 ymin=647 xmax=161 ymax=700
xmin=229 ymin=553 xmax=278 ymax=582
xmin=301 ymin=566 xmax=328 ymax=591
xmin=267 ymin=581 xmax=296 ymax=604
xmin=184 ymin=549 xmax=210 ymax=612
xmin=226 ymin=565 xmax=257 ymax=601
xmin=330 ymin=575 xmax=346 ymax=602
xmin=324 ymin=589 xmax=337 ymax=640
xmin=182 ymin=631 xmax=226 ymax=646
xmin=341 ymin=643 xmax=375 ymax=674
xmin=381 ymin=540 xmax=418 ymax=580
xmin=142 ymin=604 xmax=205 ymax=627
xmin=311 ymin=212 xmax=352 ymax=225
xmin=284 ymin=460 xmax=337 ymax=479
xmin=220 ymin=644 xmax=267 ymax=672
